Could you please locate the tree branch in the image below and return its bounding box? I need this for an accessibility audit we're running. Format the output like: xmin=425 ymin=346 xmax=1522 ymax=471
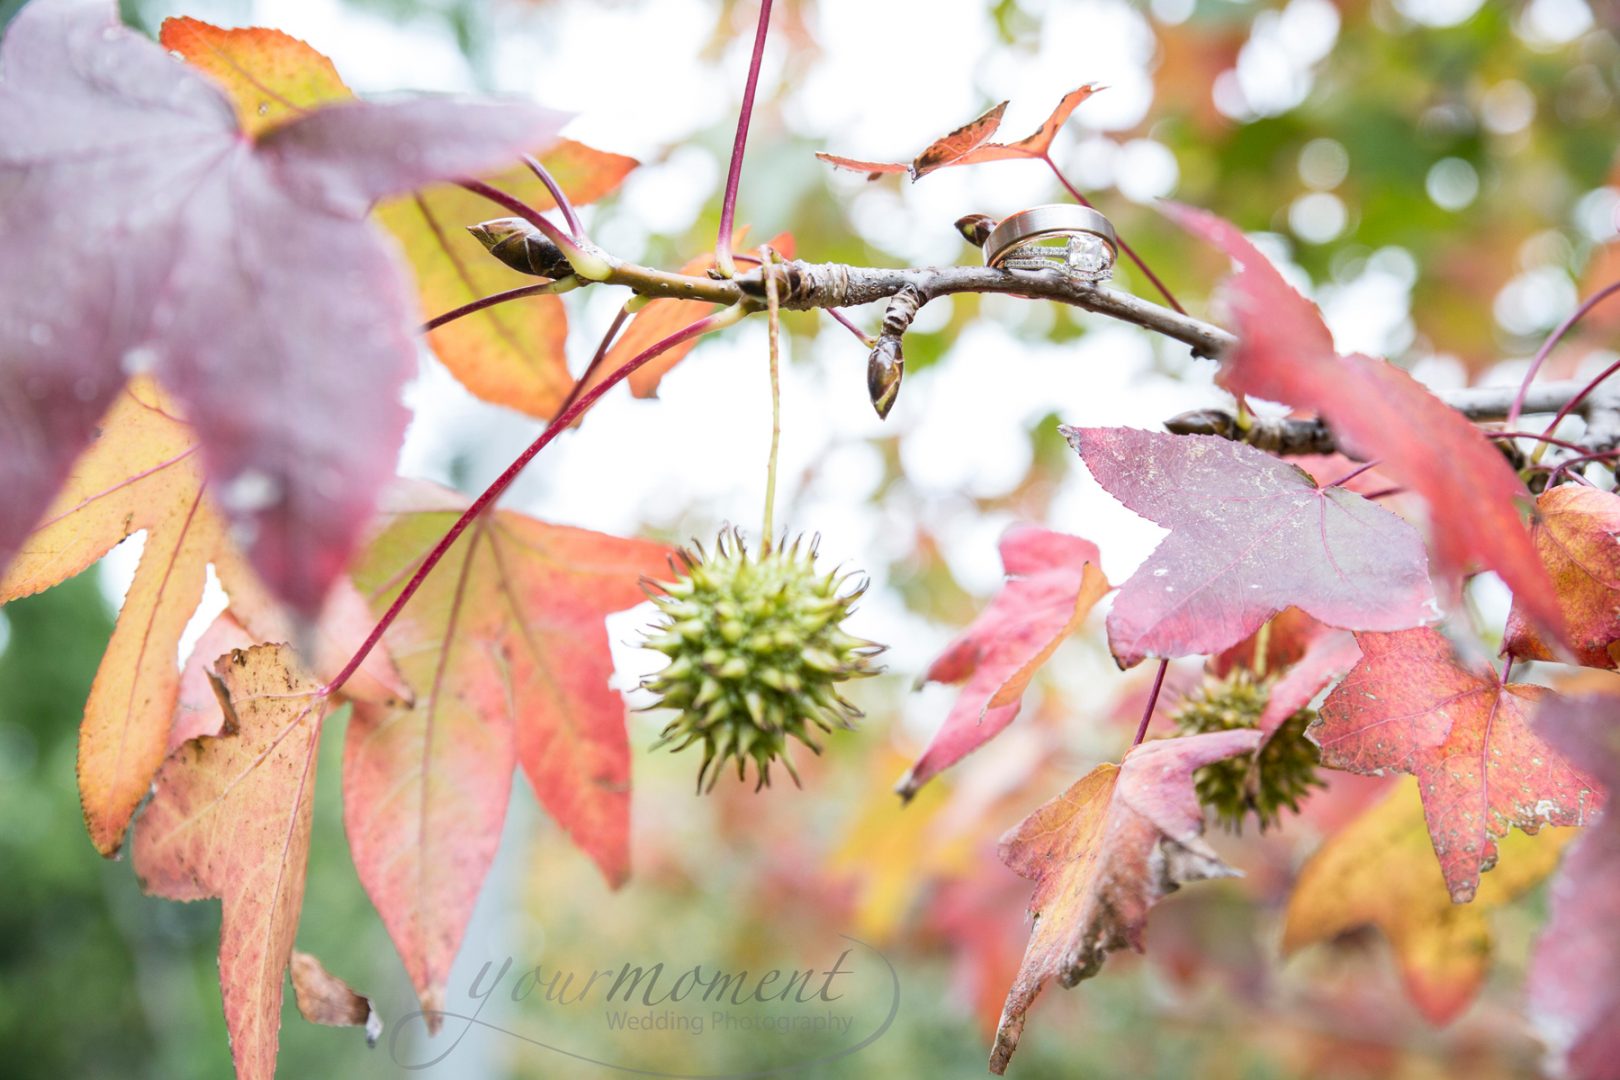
xmin=472 ymin=221 xmax=1620 ymax=445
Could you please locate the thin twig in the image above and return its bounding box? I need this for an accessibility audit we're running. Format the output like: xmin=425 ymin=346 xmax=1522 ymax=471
xmin=825 ymin=306 xmax=874 ymax=346
xmin=552 ymin=304 xmax=633 ymax=420
xmin=421 ymin=279 xmax=578 ymax=332
xmin=714 ymin=0 xmax=775 ymax=277
xmin=1506 ymin=279 xmax=1620 ymax=430
xmin=522 ymin=154 xmax=584 ymax=241
xmin=1132 ymin=659 xmax=1170 ymax=748
xmin=1537 ymin=347 xmax=1620 ymax=461
xmin=761 ymin=247 xmax=783 ymax=539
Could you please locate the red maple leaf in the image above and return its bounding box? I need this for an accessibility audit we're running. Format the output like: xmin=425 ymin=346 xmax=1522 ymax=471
xmin=1528 ymin=694 xmax=1620 ymax=1080
xmin=990 ymin=728 xmax=1262 ymax=1073
xmin=1162 ymin=203 xmax=1563 ymax=640
xmin=1311 ymin=628 xmax=1603 ymax=901
xmin=0 ymin=0 xmax=566 ymax=615
xmin=1065 ymin=426 xmax=1437 ymax=668
xmin=899 ymin=525 xmax=1111 ymax=799
xmin=343 ymin=482 xmax=671 ymax=1025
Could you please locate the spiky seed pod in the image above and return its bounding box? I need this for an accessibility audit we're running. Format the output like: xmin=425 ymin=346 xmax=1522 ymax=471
xmin=1170 ymin=669 xmax=1325 ymax=833
xmin=640 ymin=529 xmax=885 ymax=792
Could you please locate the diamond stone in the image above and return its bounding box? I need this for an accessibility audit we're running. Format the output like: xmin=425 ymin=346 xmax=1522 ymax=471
xmin=1065 ymin=233 xmax=1114 ymax=280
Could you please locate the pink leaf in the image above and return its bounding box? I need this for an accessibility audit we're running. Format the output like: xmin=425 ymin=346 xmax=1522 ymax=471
xmin=898 ymin=526 xmax=1110 ymax=799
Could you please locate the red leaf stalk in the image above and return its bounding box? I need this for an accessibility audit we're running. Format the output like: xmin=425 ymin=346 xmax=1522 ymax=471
xmin=320 ymin=304 xmax=749 ymax=697
xmin=714 ymin=0 xmax=775 ymax=278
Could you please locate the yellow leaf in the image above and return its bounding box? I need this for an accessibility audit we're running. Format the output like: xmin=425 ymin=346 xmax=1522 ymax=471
xmin=1283 ymin=777 xmax=1574 ymax=1025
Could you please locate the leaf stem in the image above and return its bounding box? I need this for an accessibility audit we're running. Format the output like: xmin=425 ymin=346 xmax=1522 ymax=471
xmin=522 ymin=154 xmax=584 ymax=241
xmin=553 ymin=304 xmax=632 ymax=420
xmin=1533 ymin=340 xmax=1620 ymax=463
xmin=1132 ymin=659 xmax=1170 ymax=748
xmin=319 ymin=303 xmax=752 ymax=698
xmin=714 ymin=0 xmax=775 ymax=278
xmin=1325 ymin=460 xmax=1380 ymax=488
xmin=1484 ymin=429 xmax=1594 ymax=453
xmin=421 ymin=278 xmax=579 ymax=332
xmin=761 ymin=249 xmax=783 ymax=540
xmin=825 ymin=306 xmax=874 ymax=347
xmin=1505 ymin=279 xmax=1620 ymax=432
xmin=1041 ymin=153 xmax=1186 ymax=315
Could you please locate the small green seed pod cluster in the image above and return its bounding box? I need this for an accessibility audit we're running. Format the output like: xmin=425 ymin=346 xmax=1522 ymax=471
xmin=640 ymin=529 xmax=884 ymax=792
xmin=1171 ymin=668 xmax=1324 ymax=832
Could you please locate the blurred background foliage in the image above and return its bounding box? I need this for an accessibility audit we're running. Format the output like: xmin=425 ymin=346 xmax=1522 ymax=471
xmin=3 ymin=0 xmax=1617 ymax=1077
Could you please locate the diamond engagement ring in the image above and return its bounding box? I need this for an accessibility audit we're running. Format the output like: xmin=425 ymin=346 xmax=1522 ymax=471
xmin=983 ymin=205 xmax=1118 ymax=283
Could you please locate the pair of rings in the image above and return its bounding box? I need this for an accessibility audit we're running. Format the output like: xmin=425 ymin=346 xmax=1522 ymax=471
xmin=982 ymin=205 xmax=1117 ymax=283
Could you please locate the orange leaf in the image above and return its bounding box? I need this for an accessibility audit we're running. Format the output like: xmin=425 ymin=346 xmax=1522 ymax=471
xmin=0 ymin=381 xmax=402 ymax=854
xmin=159 ymin=17 xmax=351 ymax=138
xmin=956 ymin=85 xmax=1101 ymax=164
xmin=163 ymin=17 xmax=638 ymax=420
xmin=990 ymin=729 xmax=1261 ymax=1073
xmin=133 ymin=644 xmax=327 ymax=1080
xmin=345 ymin=482 xmax=671 ymax=1024
xmin=1505 ymin=486 xmax=1620 ymax=669
xmin=1284 ymin=778 xmax=1573 ymax=1025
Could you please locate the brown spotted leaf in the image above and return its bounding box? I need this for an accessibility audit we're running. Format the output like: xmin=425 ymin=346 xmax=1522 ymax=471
xmin=956 ymin=85 xmax=1101 ymax=163
xmin=133 ymin=644 xmax=327 ymax=1080
xmin=291 ymin=950 xmax=382 ymax=1048
xmin=990 ymin=728 xmax=1261 ymax=1074
xmin=0 ymin=380 xmax=402 ymax=854
xmin=816 ymin=101 xmax=1007 ymax=180
xmin=1311 ymin=628 xmax=1603 ymax=902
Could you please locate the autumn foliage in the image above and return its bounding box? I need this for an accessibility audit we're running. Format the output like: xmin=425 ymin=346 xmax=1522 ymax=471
xmin=1 ymin=1 xmax=1618 ymax=1078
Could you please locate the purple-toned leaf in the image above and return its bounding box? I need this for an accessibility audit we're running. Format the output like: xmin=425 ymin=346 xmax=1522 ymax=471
xmin=1063 ymin=427 xmax=1437 ymax=668
xmin=0 ymin=0 xmax=568 ymax=615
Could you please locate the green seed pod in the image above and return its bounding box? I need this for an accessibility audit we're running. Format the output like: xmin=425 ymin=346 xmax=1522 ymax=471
xmin=641 ymin=529 xmax=885 ymax=792
xmin=1171 ymin=669 xmax=1325 ymax=832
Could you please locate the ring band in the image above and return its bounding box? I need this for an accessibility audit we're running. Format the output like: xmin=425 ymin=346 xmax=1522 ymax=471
xmin=984 ymin=205 xmax=1118 ymax=282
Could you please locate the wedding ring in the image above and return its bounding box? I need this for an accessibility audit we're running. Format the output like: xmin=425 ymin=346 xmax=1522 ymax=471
xmin=984 ymin=204 xmax=1118 ymax=282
